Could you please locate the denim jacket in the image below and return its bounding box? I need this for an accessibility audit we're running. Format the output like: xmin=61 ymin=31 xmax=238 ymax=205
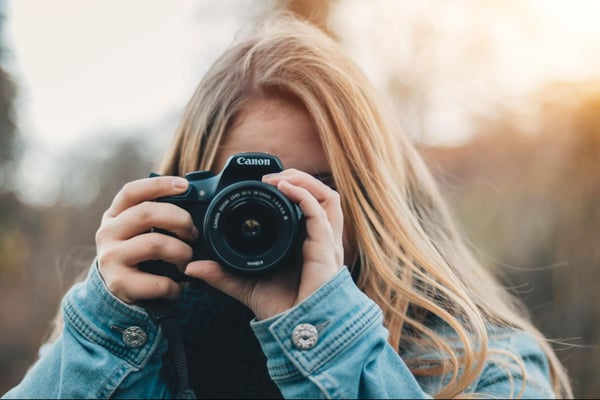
xmin=4 ymin=263 xmax=555 ymax=399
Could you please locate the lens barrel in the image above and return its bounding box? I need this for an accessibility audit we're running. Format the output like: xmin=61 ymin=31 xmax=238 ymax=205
xmin=203 ymin=181 xmax=301 ymax=274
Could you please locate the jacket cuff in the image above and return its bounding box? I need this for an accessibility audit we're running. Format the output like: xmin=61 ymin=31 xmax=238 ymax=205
xmin=62 ymin=261 xmax=165 ymax=369
xmin=251 ymin=267 xmax=382 ymax=379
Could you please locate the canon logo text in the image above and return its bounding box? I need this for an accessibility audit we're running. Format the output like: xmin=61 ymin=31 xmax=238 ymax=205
xmin=236 ymin=157 xmax=271 ymax=166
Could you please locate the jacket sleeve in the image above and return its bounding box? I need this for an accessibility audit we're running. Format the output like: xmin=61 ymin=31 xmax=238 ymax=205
xmin=251 ymin=268 xmax=556 ymax=399
xmin=251 ymin=268 xmax=433 ymax=399
xmin=3 ymin=262 xmax=171 ymax=399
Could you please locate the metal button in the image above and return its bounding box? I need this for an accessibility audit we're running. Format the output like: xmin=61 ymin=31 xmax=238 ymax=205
xmin=122 ymin=326 xmax=147 ymax=348
xmin=292 ymin=323 xmax=319 ymax=350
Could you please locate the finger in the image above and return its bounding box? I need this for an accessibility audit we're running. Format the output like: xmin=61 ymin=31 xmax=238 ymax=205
xmin=264 ymin=169 xmax=343 ymax=235
xmin=263 ymin=169 xmax=335 ymax=203
xmin=276 ymin=180 xmax=335 ymax=242
xmin=99 ymin=232 xmax=194 ymax=272
xmin=104 ymin=268 xmax=182 ymax=303
xmin=107 ymin=176 xmax=189 ymax=218
xmin=274 ymin=171 xmax=344 ymax=236
xmin=109 ymin=201 xmax=198 ymax=242
xmin=184 ymin=260 xmax=252 ymax=302
xmin=278 ymin=180 xmax=344 ymax=267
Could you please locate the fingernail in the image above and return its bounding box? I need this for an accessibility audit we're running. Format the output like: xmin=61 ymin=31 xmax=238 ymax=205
xmin=184 ymin=263 xmax=197 ymax=276
xmin=262 ymin=173 xmax=278 ymax=180
xmin=191 ymin=225 xmax=199 ymax=239
xmin=173 ymin=177 xmax=188 ymax=189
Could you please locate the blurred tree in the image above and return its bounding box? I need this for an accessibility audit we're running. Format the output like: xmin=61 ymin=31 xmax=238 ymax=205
xmin=0 ymin=0 xmax=17 ymax=194
xmin=0 ymin=0 xmax=38 ymax=389
xmin=0 ymin=68 xmax=15 ymax=189
xmin=0 ymin=133 xmax=156 ymax=393
xmin=1 ymin=1 xmax=598 ymax=396
xmin=0 ymin=0 xmax=34 ymax=279
xmin=420 ymin=80 xmax=600 ymax=397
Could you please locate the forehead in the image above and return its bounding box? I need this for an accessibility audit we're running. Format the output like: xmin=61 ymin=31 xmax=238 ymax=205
xmin=213 ymin=97 xmax=329 ymax=173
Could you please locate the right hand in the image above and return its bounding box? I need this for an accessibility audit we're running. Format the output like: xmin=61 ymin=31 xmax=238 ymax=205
xmin=95 ymin=176 xmax=198 ymax=304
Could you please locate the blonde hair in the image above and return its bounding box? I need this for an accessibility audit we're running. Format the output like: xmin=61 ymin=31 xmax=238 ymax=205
xmin=159 ymin=13 xmax=571 ymax=398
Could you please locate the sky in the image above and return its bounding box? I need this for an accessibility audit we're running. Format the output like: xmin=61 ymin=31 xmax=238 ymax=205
xmin=4 ymin=0 xmax=271 ymax=151
xmin=330 ymin=0 xmax=600 ymax=143
xmin=3 ymin=0 xmax=600 ymax=206
xmin=2 ymin=0 xmax=272 ymax=205
xmin=5 ymin=0 xmax=600 ymax=149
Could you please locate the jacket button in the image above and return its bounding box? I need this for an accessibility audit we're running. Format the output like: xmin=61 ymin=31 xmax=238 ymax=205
xmin=122 ymin=326 xmax=147 ymax=348
xmin=292 ymin=323 xmax=318 ymax=350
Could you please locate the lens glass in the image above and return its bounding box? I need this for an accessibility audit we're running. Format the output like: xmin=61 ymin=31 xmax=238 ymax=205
xmin=222 ymin=201 xmax=280 ymax=256
xmin=204 ymin=181 xmax=301 ymax=274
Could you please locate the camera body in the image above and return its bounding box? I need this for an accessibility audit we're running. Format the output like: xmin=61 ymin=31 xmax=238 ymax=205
xmin=139 ymin=153 xmax=304 ymax=280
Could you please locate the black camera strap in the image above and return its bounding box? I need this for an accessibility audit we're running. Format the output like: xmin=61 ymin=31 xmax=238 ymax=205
xmin=143 ymin=299 xmax=197 ymax=400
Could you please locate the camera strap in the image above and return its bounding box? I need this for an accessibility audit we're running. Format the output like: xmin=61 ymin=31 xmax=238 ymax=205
xmin=143 ymin=299 xmax=197 ymax=400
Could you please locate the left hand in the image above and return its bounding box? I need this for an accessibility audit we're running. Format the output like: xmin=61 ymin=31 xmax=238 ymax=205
xmin=184 ymin=168 xmax=344 ymax=320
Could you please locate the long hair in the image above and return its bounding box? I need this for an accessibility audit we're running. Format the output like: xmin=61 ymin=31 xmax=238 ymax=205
xmin=158 ymin=13 xmax=571 ymax=398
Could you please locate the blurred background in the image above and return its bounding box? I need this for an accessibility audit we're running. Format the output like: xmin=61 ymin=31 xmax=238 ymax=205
xmin=0 ymin=0 xmax=598 ymax=397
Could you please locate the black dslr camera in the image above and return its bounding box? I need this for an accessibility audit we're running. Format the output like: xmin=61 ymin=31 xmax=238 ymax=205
xmin=139 ymin=153 xmax=305 ymax=280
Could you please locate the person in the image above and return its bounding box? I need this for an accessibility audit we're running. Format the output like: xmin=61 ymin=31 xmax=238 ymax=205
xmin=4 ymin=13 xmax=571 ymax=399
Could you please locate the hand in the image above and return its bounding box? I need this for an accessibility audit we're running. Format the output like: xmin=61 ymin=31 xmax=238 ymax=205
xmin=184 ymin=169 xmax=344 ymax=320
xmin=95 ymin=176 xmax=198 ymax=304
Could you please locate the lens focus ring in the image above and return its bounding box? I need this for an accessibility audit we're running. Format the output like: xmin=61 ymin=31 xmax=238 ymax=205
xmin=203 ymin=181 xmax=301 ymax=274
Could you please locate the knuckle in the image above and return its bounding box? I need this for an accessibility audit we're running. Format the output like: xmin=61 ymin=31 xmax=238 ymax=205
xmin=121 ymin=181 xmax=136 ymax=194
xmin=146 ymin=234 xmax=164 ymax=255
xmin=316 ymin=207 xmax=328 ymax=220
xmin=135 ymin=202 xmax=153 ymax=223
xmin=95 ymin=226 xmax=106 ymax=244
xmin=302 ymin=239 xmax=314 ymax=254
xmin=119 ymin=183 xmax=135 ymax=203
xmin=97 ymin=247 xmax=118 ymax=268
xmin=101 ymin=209 xmax=111 ymax=223
xmin=95 ymin=219 xmax=115 ymax=244
xmin=172 ymin=243 xmax=193 ymax=266
xmin=152 ymin=278 xmax=172 ymax=297
xmin=182 ymin=212 xmax=194 ymax=229
xmin=329 ymin=189 xmax=341 ymax=204
xmin=183 ymin=244 xmax=194 ymax=261
xmin=105 ymin=276 xmax=126 ymax=297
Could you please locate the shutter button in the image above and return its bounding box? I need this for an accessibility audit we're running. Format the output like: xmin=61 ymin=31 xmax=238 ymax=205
xmin=292 ymin=323 xmax=319 ymax=350
xmin=122 ymin=326 xmax=147 ymax=348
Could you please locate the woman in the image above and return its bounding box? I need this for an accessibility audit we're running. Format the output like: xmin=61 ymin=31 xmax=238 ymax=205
xmin=4 ymin=14 xmax=571 ymax=399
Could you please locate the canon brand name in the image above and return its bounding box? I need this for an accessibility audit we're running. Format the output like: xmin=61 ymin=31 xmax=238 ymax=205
xmin=236 ymin=157 xmax=271 ymax=166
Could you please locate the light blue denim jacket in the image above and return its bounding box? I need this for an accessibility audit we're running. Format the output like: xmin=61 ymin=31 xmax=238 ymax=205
xmin=4 ymin=263 xmax=555 ymax=399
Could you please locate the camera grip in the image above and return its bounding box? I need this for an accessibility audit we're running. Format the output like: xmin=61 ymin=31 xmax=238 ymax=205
xmin=138 ymin=259 xmax=192 ymax=282
xmin=137 ymin=225 xmax=195 ymax=282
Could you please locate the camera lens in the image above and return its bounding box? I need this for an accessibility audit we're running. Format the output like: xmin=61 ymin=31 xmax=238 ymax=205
xmin=223 ymin=201 xmax=279 ymax=256
xmin=203 ymin=181 xmax=303 ymax=274
xmin=241 ymin=218 xmax=261 ymax=238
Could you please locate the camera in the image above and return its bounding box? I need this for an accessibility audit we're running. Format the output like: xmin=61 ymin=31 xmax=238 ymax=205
xmin=139 ymin=153 xmax=305 ymax=280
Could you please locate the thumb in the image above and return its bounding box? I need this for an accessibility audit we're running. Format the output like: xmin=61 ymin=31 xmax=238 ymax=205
xmin=184 ymin=260 xmax=253 ymax=304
